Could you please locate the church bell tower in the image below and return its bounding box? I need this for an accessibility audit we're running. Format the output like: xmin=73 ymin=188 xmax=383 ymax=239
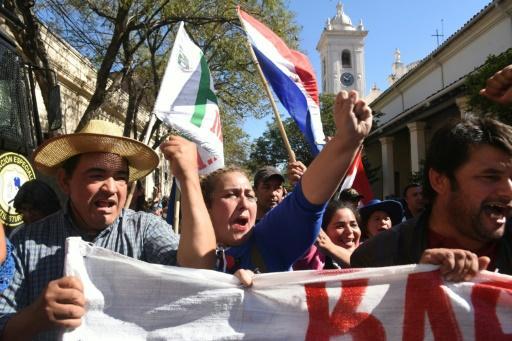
xmin=317 ymin=2 xmax=368 ymax=97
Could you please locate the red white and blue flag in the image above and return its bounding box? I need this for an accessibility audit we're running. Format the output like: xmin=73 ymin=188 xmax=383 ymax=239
xmin=340 ymin=147 xmax=374 ymax=204
xmin=237 ymin=7 xmax=325 ymax=155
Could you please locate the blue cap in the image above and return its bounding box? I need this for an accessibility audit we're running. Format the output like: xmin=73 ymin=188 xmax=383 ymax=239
xmin=359 ymin=199 xmax=404 ymax=225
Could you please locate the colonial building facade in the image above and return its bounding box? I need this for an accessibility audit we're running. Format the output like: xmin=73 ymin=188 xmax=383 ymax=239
xmin=367 ymin=0 xmax=512 ymax=198
xmin=319 ymin=0 xmax=512 ymax=199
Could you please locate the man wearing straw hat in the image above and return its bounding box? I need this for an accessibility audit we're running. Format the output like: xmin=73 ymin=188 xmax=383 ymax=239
xmin=0 ymin=120 xmax=216 ymax=340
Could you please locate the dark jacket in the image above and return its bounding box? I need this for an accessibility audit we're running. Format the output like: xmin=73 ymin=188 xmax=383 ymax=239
xmin=351 ymin=210 xmax=512 ymax=275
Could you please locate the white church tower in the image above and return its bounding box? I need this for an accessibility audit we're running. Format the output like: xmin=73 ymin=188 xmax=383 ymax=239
xmin=317 ymin=2 xmax=368 ymax=97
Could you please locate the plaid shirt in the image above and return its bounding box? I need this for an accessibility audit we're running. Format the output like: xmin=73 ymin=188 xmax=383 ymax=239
xmin=0 ymin=204 xmax=179 ymax=340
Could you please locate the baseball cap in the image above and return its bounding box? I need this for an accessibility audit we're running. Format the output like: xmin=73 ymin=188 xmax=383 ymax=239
xmin=253 ymin=166 xmax=285 ymax=187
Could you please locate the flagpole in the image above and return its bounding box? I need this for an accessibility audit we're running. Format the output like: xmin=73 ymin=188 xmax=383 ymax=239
xmin=238 ymin=18 xmax=296 ymax=163
xmin=126 ymin=114 xmax=158 ymax=209
xmin=334 ymin=145 xmax=363 ymax=200
xmin=173 ymin=187 xmax=181 ymax=233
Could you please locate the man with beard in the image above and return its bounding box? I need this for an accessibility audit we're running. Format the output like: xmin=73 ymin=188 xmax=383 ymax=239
xmin=351 ymin=115 xmax=512 ymax=276
xmin=253 ymin=166 xmax=285 ymax=222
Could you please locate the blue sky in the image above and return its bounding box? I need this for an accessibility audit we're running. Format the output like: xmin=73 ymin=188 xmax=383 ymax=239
xmin=243 ymin=0 xmax=491 ymax=140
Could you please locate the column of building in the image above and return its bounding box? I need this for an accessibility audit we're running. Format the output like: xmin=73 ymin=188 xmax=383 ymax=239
xmin=379 ymin=136 xmax=395 ymax=197
xmin=379 ymin=121 xmax=426 ymax=198
xmin=406 ymin=121 xmax=426 ymax=174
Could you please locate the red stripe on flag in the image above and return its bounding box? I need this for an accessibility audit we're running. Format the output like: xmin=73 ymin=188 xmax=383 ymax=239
xmin=346 ymin=149 xmax=361 ymax=177
xmin=237 ymin=7 xmax=319 ymax=104
xmin=342 ymin=149 xmax=374 ymax=204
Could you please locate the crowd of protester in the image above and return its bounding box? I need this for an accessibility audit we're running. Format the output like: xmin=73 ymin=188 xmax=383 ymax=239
xmin=0 ymin=65 xmax=508 ymax=339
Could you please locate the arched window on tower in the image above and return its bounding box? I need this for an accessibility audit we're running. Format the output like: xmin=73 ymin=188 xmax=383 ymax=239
xmin=342 ymin=50 xmax=352 ymax=68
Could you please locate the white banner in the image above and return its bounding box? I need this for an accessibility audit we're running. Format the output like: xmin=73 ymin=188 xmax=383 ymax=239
xmin=63 ymin=237 xmax=512 ymax=340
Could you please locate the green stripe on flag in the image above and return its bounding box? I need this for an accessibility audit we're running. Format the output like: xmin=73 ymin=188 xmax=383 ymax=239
xmin=191 ymin=55 xmax=218 ymax=127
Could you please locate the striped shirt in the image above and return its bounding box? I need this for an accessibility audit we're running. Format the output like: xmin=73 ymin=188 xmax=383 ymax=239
xmin=0 ymin=204 xmax=179 ymax=340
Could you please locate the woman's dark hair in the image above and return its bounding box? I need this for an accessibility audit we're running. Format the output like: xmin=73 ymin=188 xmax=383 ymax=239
xmin=322 ymin=199 xmax=360 ymax=270
xmin=321 ymin=199 xmax=360 ymax=229
xmin=423 ymin=115 xmax=512 ymax=204
xmin=359 ymin=211 xmax=374 ymax=240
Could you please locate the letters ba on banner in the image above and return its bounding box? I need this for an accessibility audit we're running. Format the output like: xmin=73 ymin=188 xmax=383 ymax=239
xmin=0 ymin=152 xmax=35 ymax=227
xmin=63 ymin=237 xmax=512 ymax=340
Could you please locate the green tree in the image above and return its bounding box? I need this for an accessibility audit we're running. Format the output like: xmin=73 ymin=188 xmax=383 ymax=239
xmin=221 ymin=114 xmax=251 ymax=166
xmin=7 ymin=0 xmax=299 ymax=165
xmin=247 ymin=117 xmax=311 ymax=172
xmin=247 ymin=93 xmax=380 ymax=184
xmin=247 ymin=93 xmax=335 ymax=172
xmin=465 ymin=48 xmax=512 ymax=124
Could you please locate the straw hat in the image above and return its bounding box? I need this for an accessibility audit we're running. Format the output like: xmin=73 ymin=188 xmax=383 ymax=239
xmin=33 ymin=120 xmax=159 ymax=182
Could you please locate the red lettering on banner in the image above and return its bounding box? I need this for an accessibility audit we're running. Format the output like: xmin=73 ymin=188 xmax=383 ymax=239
xmin=472 ymin=280 xmax=512 ymax=340
xmin=197 ymin=150 xmax=207 ymax=170
xmin=210 ymin=110 xmax=223 ymax=141
xmin=403 ymin=270 xmax=462 ymax=341
xmin=305 ymin=279 xmax=385 ymax=340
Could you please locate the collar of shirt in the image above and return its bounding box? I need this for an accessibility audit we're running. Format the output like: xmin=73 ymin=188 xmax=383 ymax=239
xmin=62 ymin=200 xmax=121 ymax=242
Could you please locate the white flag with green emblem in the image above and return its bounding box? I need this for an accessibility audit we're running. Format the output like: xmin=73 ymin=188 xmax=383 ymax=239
xmin=154 ymin=22 xmax=224 ymax=175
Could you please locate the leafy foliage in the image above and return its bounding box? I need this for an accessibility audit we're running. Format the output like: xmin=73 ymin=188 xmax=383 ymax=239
xmin=246 ymin=93 xmax=380 ymax=184
xmin=247 ymin=94 xmax=335 ymax=172
xmin=11 ymin=0 xmax=300 ymax=164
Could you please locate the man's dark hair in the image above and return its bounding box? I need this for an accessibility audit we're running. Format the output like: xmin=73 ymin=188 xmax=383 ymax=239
xmin=423 ymin=115 xmax=512 ymax=203
xmin=402 ymin=183 xmax=421 ymax=198
xmin=13 ymin=180 xmax=61 ymax=216
xmin=60 ymin=153 xmax=130 ymax=179
xmin=61 ymin=154 xmax=82 ymax=177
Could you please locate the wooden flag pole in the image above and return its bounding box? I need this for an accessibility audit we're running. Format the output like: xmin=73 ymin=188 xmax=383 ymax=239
xmin=239 ymin=23 xmax=296 ymax=163
xmin=125 ymin=114 xmax=158 ymax=209
xmin=334 ymin=145 xmax=363 ymax=200
xmin=173 ymin=186 xmax=181 ymax=234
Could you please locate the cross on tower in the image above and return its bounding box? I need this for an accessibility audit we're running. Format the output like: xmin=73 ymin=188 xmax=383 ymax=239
xmin=432 ymin=19 xmax=444 ymax=47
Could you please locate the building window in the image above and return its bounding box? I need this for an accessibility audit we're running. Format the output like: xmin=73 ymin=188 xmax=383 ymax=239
xmin=342 ymin=50 xmax=351 ymax=68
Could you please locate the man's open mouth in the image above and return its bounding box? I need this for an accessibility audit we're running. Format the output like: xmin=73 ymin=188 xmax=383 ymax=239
xmin=95 ymin=199 xmax=116 ymax=208
xmin=482 ymin=202 xmax=511 ymax=223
